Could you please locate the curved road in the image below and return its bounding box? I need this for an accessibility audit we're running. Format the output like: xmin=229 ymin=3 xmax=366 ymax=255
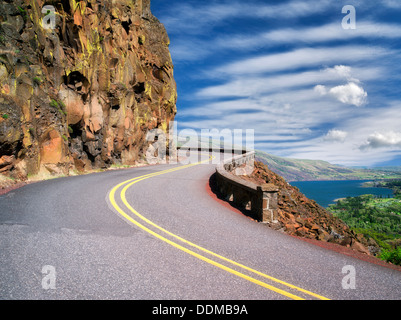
xmin=1 ymin=152 xmax=400 ymax=300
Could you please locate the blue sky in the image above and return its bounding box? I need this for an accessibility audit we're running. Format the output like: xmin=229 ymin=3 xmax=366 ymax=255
xmin=150 ymin=0 xmax=401 ymax=167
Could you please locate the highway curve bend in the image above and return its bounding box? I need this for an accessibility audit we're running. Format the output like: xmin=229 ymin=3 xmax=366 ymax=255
xmin=1 ymin=152 xmax=400 ymax=300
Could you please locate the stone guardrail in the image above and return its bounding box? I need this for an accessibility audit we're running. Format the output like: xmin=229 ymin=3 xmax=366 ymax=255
xmin=177 ymin=146 xmax=248 ymax=154
xmin=215 ymin=151 xmax=279 ymax=223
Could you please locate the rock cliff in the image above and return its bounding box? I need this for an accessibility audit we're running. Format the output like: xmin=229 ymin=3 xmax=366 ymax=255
xmin=0 ymin=0 xmax=176 ymax=179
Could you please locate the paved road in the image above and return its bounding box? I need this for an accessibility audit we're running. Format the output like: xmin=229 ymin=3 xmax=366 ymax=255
xmin=1 ymin=152 xmax=400 ymax=300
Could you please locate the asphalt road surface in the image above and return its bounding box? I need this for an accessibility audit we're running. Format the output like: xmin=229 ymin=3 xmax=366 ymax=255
xmin=1 ymin=152 xmax=400 ymax=300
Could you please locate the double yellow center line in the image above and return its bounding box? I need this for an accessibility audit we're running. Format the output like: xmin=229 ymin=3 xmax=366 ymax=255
xmin=108 ymin=155 xmax=330 ymax=300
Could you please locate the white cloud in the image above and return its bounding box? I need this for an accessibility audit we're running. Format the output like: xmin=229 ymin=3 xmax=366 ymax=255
xmin=215 ymin=46 xmax=388 ymax=76
xmin=315 ymin=82 xmax=367 ymax=107
xmin=329 ymin=82 xmax=367 ymax=107
xmin=324 ymin=130 xmax=348 ymax=143
xmin=314 ymin=85 xmax=327 ymax=95
xmin=360 ymin=131 xmax=401 ymax=150
xmin=313 ymin=66 xmax=366 ymax=105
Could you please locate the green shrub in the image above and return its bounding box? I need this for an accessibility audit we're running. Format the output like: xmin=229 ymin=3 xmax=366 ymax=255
xmin=380 ymin=247 xmax=401 ymax=265
xmin=2 ymin=113 xmax=8 ymax=120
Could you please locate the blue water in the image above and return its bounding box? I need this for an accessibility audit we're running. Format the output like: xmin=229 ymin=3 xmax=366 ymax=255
xmin=291 ymin=180 xmax=394 ymax=208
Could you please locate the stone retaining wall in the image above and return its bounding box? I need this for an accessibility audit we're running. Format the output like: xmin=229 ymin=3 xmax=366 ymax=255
xmin=215 ymin=151 xmax=279 ymax=223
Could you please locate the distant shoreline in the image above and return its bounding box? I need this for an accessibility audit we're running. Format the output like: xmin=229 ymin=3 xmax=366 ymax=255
xmin=292 ymin=179 xmax=395 ymax=208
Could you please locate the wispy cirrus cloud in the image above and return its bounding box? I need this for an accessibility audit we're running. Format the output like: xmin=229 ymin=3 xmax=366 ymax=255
xmin=158 ymin=0 xmax=334 ymax=35
xmin=215 ymin=21 xmax=401 ymax=51
xmin=213 ymin=46 xmax=391 ymax=76
xmin=169 ymin=19 xmax=401 ymax=62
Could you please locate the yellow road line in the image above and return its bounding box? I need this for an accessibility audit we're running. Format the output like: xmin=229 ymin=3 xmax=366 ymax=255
xmin=108 ymin=155 xmax=330 ymax=300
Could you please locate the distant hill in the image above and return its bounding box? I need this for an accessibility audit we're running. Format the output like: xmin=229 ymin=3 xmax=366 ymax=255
xmin=255 ymin=150 xmax=401 ymax=182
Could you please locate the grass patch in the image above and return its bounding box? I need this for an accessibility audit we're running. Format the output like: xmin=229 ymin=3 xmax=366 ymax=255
xmin=50 ymin=99 xmax=67 ymax=116
xmin=17 ymin=6 xmax=28 ymax=22
xmin=50 ymin=99 xmax=59 ymax=108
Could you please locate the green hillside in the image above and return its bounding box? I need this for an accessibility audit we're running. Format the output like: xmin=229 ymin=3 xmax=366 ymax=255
xmin=255 ymin=150 xmax=401 ymax=182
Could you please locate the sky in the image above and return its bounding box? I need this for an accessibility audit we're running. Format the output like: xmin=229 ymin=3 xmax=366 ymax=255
xmin=150 ymin=0 xmax=401 ymax=167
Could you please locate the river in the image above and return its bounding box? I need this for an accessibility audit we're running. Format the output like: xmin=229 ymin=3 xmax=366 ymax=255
xmin=290 ymin=180 xmax=394 ymax=208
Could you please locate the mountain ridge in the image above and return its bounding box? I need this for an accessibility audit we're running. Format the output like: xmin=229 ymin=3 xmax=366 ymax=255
xmin=255 ymin=150 xmax=401 ymax=182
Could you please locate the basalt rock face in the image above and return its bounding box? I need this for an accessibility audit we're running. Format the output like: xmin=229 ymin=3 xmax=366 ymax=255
xmin=0 ymin=0 xmax=177 ymax=179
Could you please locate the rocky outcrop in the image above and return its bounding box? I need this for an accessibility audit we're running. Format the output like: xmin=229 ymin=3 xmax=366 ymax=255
xmin=237 ymin=161 xmax=379 ymax=256
xmin=0 ymin=0 xmax=177 ymax=180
